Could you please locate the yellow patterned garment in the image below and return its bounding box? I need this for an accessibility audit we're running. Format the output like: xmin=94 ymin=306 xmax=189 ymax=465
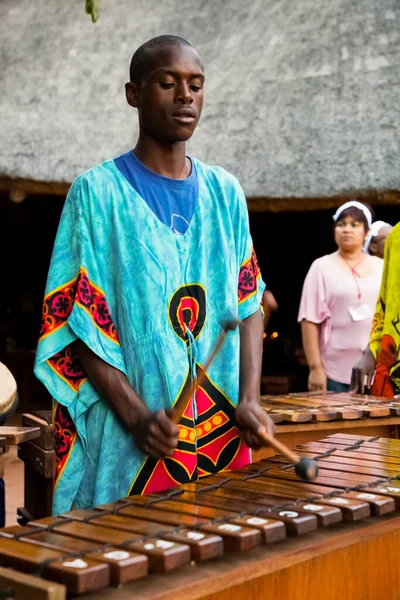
xmin=370 ymin=223 xmax=400 ymax=397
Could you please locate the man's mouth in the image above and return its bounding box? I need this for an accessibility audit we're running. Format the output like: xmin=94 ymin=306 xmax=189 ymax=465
xmin=172 ymin=109 xmax=196 ymax=124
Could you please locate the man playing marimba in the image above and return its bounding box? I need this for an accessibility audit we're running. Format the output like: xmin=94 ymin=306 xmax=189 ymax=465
xmin=34 ymin=36 xmax=274 ymax=514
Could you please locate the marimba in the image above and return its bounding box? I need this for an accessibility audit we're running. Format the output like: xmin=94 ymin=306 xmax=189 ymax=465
xmin=1 ymin=433 xmax=400 ymax=599
xmin=18 ymin=394 xmax=400 ymax=524
xmin=262 ymin=392 xmax=400 ymax=423
xmin=256 ymin=392 xmax=400 ymax=462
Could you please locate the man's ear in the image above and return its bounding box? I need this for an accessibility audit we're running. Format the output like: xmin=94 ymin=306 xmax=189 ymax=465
xmin=125 ymin=82 xmax=140 ymax=108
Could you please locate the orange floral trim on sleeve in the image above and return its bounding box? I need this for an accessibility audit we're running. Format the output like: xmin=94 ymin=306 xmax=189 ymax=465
xmin=40 ymin=278 xmax=77 ymax=341
xmin=40 ymin=267 xmax=119 ymax=346
xmin=238 ymin=248 xmax=261 ymax=305
xmin=47 ymin=345 xmax=87 ymax=393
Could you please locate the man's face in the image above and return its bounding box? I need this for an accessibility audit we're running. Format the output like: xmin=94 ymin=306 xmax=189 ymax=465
xmin=126 ymin=44 xmax=204 ymax=143
xmin=370 ymin=226 xmax=392 ymax=258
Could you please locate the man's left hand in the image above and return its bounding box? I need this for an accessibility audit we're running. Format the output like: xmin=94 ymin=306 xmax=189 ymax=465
xmin=235 ymin=399 xmax=275 ymax=449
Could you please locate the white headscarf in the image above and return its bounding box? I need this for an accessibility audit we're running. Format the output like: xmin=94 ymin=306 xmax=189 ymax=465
xmin=362 ymin=221 xmax=391 ymax=253
xmin=332 ymin=201 xmax=373 ymax=229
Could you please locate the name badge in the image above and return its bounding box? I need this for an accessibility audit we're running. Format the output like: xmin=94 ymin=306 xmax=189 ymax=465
xmin=348 ymin=303 xmax=372 ymax=322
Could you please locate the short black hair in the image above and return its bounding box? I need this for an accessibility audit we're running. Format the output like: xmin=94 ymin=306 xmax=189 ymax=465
xmin=129 ymin=35 xmax=193 ymax=84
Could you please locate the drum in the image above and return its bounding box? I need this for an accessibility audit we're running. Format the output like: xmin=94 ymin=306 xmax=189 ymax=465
xmin=0 ymin=362 xmax=18 ymax=423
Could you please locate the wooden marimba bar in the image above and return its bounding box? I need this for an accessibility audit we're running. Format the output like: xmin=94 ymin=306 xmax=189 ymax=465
xmin=1 ymin=433 xmax=400 ymax=598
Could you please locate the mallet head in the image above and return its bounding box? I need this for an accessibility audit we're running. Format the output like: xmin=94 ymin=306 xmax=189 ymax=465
xmin=295 ymin=457 xmax=319 ymax=481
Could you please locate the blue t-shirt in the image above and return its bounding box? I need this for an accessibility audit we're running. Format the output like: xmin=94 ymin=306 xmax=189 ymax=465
xmin=114 ymin=150 xmax=198 ymax=235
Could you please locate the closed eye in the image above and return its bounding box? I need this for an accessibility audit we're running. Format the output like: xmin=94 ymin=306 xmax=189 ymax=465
xmin=159 ymin=82 xmax=175 ymax=89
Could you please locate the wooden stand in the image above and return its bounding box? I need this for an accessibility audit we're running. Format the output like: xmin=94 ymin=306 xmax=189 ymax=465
xmin=17 ymin=411 xmax=54 ymax=523
xmin=0 ymin=424 xmax=41 ymax=526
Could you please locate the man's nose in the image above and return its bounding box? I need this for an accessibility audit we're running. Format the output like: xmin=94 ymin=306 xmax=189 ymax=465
xmin=176 ymin=83 xmax=193 ymax=104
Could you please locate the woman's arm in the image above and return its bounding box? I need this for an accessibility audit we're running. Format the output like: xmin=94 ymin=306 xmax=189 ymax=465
xmin=72 ymin=340 xmax=179 ymax=458
xmin=301 ymin=320 xmax=327 ymax=391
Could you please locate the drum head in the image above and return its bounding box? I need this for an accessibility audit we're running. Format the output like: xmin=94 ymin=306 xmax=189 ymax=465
xmin=0 ymin=362 xmax=18 ymax=418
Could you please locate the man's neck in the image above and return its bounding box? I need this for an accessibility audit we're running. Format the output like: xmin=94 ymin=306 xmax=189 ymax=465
xmin=134 ymin=135 xmax=190 ymax=179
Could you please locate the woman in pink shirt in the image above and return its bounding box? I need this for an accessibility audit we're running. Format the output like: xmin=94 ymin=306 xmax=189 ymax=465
xmin=298 ymin=202 xmax=383 ymax=392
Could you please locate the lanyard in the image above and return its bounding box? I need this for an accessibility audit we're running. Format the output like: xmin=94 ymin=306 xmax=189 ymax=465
xmin=341 ymin=254 xmax=365 ymax=301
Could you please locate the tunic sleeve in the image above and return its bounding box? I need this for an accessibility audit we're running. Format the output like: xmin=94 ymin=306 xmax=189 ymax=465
xmin=233 ymin=179 xmax=266 ymax=321
xmin=298 ymin=259 xmax=331 ymax=325
xmin=34 ymin=175 xmax=126 ymax=424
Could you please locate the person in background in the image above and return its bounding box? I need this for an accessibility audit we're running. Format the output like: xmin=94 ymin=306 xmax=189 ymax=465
xmin=351 ymin=222 xmax=400 ymax=397
xmin=262 ymin=289 xmax=278 ymax=334
xmin=298 ymin=201 xmax=383 ymax=393
xmin=363 ymin=221 xmax=393 ymax=259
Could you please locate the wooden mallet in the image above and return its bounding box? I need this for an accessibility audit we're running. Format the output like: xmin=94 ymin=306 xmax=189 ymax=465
xmin=170 ymin=319 xmax=239 ymax=425
xmin=258 ymin=431 xmax=319 ymax=481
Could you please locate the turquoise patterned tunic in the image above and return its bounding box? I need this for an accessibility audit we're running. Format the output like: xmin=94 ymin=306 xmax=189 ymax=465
xmin=34 ymin=157 xmax=265 ymax=514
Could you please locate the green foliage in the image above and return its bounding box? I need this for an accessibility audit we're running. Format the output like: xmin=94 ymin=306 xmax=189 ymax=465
xmin=85 ymin=0 xmax=101 ymax=22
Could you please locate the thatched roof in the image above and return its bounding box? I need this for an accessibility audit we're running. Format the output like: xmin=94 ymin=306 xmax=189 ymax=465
xmin=1 ymin=0 xmax=400 ymax=199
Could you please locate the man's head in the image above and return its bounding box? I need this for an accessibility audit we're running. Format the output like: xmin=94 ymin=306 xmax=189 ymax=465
xmin=368 ymin=223 xmax=393 ymax=258
xmin=125 ymin=36 xmax=204 ymax=144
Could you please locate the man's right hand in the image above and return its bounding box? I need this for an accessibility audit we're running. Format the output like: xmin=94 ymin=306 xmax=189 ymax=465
xmin=131 ymin=409 xmax=179 ymax=459
xmin=72 ymin=340 xmax=179 ymax=458
xmin=308 ymin=366 xmax=327 ymax=392
xmin=350 ymin=347 xmax=376 ymax=394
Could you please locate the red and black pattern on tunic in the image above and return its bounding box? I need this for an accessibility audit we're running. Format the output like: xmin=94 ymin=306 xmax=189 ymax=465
xmin=40 ymin=267 xmax=119 ymax=346
xmin=195 ymin=366 xmax=249 ymax=477
xmin=238 ymin=247 xmax=261 ymax=304
xmin=128 ymin=284 xmax=250 ymax=496
xmin=42 ymin=268 xmax=120 ymax=392
xmin=75 ymin=268 xmax=119 ymax=345
xmin=47 ymin=346 xmax=87 ymax=393
xmin=168 ymin=283 xmax=206 ymax=343
xmin=129 ymin=377 xmax=198 ymax=496
xmin=54 ymin=401 xmax=77 ymax=487
xmin=40 ymin=278 xmax=77 ymax=340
